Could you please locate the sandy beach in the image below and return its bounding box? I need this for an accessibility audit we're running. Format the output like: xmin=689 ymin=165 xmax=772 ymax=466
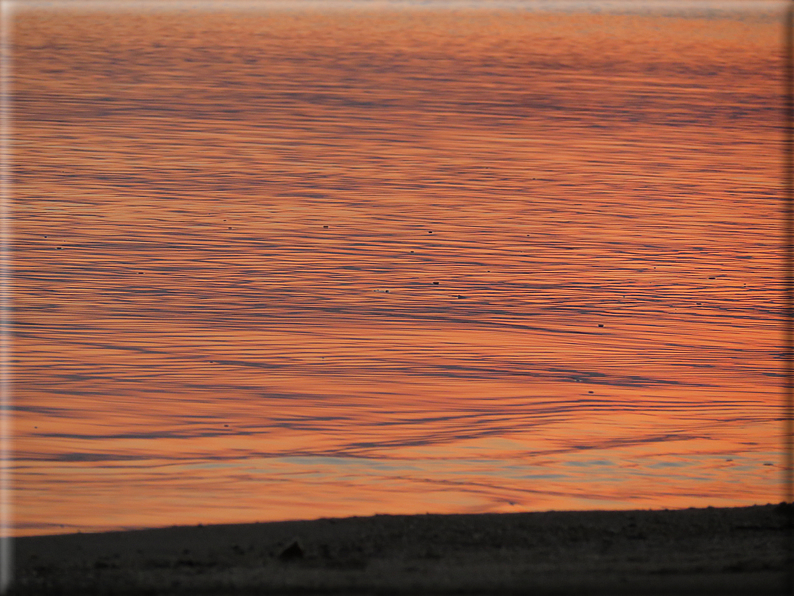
xmin=9 ymin=504 xmax=791 ymax=595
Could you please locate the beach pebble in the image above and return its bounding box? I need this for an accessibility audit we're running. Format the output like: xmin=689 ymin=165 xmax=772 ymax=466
xmin=279 ymin=540 xmax=304 ymax=561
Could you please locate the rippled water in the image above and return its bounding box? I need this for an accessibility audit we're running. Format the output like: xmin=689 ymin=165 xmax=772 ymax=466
xmin=10 ymin=0 xmax=786 ymax=535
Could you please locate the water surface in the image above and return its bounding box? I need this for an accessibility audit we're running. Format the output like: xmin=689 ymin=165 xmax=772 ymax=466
xmin=11 ymin=0 xmax=785 ymax=535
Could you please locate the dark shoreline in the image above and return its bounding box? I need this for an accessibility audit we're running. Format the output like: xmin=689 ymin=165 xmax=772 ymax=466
xmin=10 ymin=504 xmax=793 ymax=595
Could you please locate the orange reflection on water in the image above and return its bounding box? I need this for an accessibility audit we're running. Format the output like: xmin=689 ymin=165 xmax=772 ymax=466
xmin=11 ymin=2 xmax=785 ymax=536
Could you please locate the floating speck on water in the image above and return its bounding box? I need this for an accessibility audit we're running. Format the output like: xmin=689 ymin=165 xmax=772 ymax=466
xmin=433 ymin=281 xmax=439 ymax=285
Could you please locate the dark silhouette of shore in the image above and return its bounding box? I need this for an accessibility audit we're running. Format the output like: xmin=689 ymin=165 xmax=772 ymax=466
xmin=10 ymin=503 xmax=791 ymax=595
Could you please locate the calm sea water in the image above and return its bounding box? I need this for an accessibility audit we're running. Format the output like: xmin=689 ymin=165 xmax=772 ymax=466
xmin=10 ymin=0 xmax=786 ymax=535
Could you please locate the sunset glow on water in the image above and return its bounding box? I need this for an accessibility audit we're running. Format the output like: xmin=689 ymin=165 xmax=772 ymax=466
xmin=10 ymin=0 xmax=786 ymax=536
